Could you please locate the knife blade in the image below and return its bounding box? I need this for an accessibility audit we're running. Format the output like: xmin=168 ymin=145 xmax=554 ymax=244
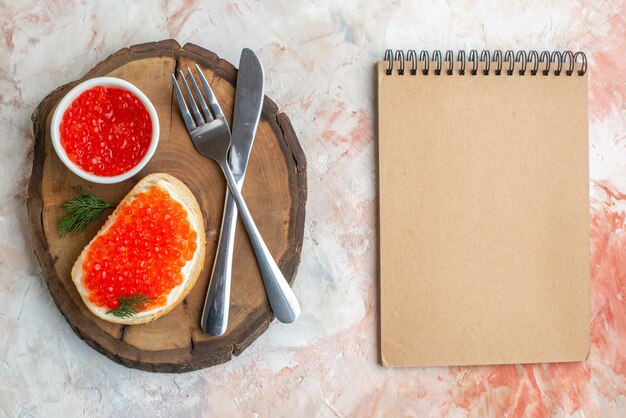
xmin=229 ymin=49 xmax=265 ymax=179
xmin=200 ymin=49 xmax=265 ymax=336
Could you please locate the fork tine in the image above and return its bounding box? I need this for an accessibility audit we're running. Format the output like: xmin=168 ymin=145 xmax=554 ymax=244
xmin=178 ymin=70 xmax=205 ymax=126
xmin=171 ymin=73 xmax=196 ymax=132
xmin=187 ymin=67 xmax=213 ymax=122
xmin=195 ymin=64 xmax=229 ymax=128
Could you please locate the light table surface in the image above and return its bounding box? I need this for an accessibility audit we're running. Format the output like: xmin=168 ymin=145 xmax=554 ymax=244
xmin=1 ymin=1 xmax=624 ymax=416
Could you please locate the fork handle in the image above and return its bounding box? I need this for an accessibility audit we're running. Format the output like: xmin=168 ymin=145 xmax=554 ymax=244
xmin=219 ymin=161 xmax=302 ymax=323
xmin=200 ymin=184 xmax=238 ymax=336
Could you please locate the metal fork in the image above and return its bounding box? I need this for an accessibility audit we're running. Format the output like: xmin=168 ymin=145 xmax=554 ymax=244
xmin=172 ymin=66 xmax=301 ymax=324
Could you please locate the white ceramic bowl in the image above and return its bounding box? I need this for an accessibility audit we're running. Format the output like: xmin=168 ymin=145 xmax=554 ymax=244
xmin=50 ymin=77 xmax=160 ymax=184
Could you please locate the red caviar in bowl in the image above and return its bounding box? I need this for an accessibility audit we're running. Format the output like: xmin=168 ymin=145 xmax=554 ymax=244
xmin=60 ymin=86 xmax=152 ymax=176
xmin=82 ymin=186 xmax=198 ymax=311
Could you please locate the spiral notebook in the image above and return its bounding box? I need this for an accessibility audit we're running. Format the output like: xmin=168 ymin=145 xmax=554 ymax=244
xmin=378 ymin=50 xmax=590 ymax=367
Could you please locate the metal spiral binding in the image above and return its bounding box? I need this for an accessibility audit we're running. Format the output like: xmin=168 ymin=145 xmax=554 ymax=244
xmin=516 ymin=51 xmax=528 ymax=75
xmin=384 ymin=49 xmax=393 ymax=75
xmin=469 ymin=50 xmax=478 ymax=75
xmin=407 ymin=49 xmax=418 ymax=75
xmin=445 ymin=50 xmax=454 ymax=75
xmin=432 ymin=50 xmax=442 ymax=75
xmin=529 ymin=50 xmax=539 ymax=75
xmin=419 ymin=51 xmax=429 ymax=75
xmin=383 ymin=49 xmax=587 ymax=76
xmin=505 ymin=50 xmax=515 ymax=75
xmin=480 ymin=50 xmax=490 ymax=75
xmin=492 ymin=50 xmax=503 ymax=75
xmin=539 ymin=51 xmax=550 ymax=75
xmin=394 ymin=50 xmax=405 ymax=75
xmin=458 ymin=50 xmax=466 ymax=75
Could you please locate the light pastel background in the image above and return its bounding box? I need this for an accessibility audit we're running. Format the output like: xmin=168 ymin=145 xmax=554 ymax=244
xmin=1 ymin=0 xmax=624 ymax=416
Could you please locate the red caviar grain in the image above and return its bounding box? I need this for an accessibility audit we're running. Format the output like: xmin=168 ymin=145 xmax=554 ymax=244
xmin=60 ymin=86 xmax=152 ymax=176
xmin=81 ymin=186 xmax=197 ymax=311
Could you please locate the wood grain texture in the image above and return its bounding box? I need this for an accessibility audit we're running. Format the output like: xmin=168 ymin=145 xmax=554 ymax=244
xmin=27 ymin=39 xmax=307 ymax=372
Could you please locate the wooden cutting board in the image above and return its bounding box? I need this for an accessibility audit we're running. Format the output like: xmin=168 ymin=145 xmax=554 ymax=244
xmin=27 ymin=40 xmax=307 ymax=372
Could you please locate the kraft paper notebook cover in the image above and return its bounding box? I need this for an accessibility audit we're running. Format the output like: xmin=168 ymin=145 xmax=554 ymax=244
xmin=378 ymin=50 xmax=590 ymax=367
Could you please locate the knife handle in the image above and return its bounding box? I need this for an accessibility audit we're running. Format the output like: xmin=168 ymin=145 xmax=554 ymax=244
xmin=200 ymin=186 xmax=238 ymax=336
xmin=220 ymin=162 xmax=302 ymax=324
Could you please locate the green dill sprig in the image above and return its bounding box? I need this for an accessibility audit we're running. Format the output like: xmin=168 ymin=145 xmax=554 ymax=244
xmin=106 ymin=293 xmax=154 ymax=318
xmin=58 ymin=187 xmax=112 ymax=236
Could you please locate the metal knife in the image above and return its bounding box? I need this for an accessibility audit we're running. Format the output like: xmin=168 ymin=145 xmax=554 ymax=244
xmin=200 ymin=49 xmax=301 ymax=336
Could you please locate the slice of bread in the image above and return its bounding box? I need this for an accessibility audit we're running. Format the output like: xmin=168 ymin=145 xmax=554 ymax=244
xmin=71 ymin=173 xmax=205 ymax=325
